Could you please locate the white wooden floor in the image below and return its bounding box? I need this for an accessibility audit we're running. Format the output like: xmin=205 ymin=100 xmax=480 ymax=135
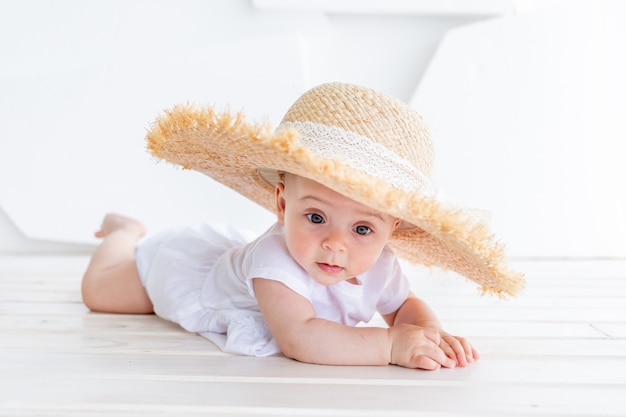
xmin=1 ymin=256 xmax=625 ymax=417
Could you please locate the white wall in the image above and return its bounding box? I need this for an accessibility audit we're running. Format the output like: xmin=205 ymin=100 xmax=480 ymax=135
xmin=0 ymin=0 xmax=312 ymax=249
xmin=0 ymin=0 xmax=480 ymax=253
xmin=412 ymin=0 xmax=626 ymax=257
xmin=1 ymin=0 xmax=623 ymax=258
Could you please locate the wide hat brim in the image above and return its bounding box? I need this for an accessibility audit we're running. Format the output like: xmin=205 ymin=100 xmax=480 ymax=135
xmin=146 ymin=91 xmax=524 ymax=298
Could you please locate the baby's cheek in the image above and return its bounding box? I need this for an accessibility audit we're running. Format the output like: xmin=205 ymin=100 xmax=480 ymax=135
xmin=285 ymin=233 xmax=310 ymax=265
xmin=357 ymin=245 xmax=386 ymax=271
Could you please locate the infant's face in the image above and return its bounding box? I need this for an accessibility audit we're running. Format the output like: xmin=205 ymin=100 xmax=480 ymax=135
xmin=275 ymin=174 xmax=400 ymax=286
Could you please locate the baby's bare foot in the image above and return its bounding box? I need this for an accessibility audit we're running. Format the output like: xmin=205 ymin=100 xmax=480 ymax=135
xmin=94 ymin=213 xmax=146 ymax=239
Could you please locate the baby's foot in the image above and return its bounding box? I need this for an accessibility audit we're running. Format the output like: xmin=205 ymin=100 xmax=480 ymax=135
xmin=94 ymin=213 xmax=146 ymax=239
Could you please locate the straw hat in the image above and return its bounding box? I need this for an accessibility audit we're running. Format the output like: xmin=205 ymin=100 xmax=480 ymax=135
xmin=146 ymin=82 xmax=525 ymax=297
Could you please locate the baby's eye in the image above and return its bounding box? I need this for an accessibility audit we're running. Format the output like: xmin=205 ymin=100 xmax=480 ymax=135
xmin=307 ymin=213 xmax=325 ymax=224
xmin=354 ymin=225 xmax=372 ymax=235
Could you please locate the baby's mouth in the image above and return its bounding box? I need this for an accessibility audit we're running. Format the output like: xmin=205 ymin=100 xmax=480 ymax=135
xmin=316 ymin=262 xmax=344 ymax=274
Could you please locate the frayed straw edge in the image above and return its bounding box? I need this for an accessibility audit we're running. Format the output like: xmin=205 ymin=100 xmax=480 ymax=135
xmin=145 ymin=104 xmax=526 ymax=298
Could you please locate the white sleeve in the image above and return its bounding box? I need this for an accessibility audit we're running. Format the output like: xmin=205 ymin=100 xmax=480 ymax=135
xmin=242 ymin=227 xmax=314 ymax=302
xmin=374 ymin=251 xmax=411 ymax=316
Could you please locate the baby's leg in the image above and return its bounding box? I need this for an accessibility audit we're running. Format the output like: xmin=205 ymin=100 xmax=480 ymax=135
xmin=81 ymin=213 xmax=153 ymax=313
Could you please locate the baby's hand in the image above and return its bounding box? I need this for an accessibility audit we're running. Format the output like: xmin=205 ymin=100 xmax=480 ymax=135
xmin=388 ymin=324 xmax=456 ymax=370
xmin=438 ymin=331 xmax=480 ymax=367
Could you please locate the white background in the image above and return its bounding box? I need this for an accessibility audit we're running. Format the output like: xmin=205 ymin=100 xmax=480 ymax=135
xmin=1 ymin=0 xmax=624 ymax=258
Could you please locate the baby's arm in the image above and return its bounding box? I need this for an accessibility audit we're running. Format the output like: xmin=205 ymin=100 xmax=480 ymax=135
xmin=253 ymin=278 xmax=454 ymax=369
xmin=382 ymin=291 xmax=479 ymax=367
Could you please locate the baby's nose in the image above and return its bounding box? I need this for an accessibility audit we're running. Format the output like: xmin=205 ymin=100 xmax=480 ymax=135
xmin=322 ymin=229 xmax=347 ymax=252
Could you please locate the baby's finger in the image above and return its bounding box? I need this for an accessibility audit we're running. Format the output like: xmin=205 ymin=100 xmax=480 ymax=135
xmin=448 ymin=335 xmax=477 ymax=364
xmin=457 ymin=336 xmax=476 ymax=363
xmin=412 ymin=355 xmax=442 ymax=371
xmin=439 ymin=339 xmax=458 ymax=364
xmin=422 ymin=330 xmax=457 ymax=368
xmin=418 ymin=339 xmax=455 ymax=369
xmin=442 ymin=335 xmax=467 ymax=366
xmin=431 ymin=343 xmax=457 ymax=369
xmin=444 ymin=334 xmax=474 ymax=366
xmin=471 ymin=344 xmax=480 ymax=361
xmin=439 ymin=348 xmax=457 ymax=369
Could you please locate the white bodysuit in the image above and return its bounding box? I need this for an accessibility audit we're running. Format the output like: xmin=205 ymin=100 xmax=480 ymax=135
xmin=136 ymin=222 xmax=410 ymax=356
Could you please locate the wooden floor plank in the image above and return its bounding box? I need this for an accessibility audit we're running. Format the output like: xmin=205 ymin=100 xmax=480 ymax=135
xmin=1 ymin=375 xmax=624 ymax=417
xmin=3 ymin=331 xmax=625 ymax=358
xmin=1 ymin=256 xmax=625 ymax=416
xmin=0 ymin=313 xmax=610 ymax=340
xmin=2 ymin=351 xmax=625 ymax=385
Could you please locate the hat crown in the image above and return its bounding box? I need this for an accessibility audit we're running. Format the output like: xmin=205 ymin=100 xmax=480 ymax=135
xmin=279 ymin=83 xmax=435 ymax=180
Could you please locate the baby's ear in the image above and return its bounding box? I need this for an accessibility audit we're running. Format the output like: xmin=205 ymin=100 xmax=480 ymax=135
xmin=390 ymin=218 xmax=401 ymax=236
xmin=275 ymin=182 xmax=287 ymax=224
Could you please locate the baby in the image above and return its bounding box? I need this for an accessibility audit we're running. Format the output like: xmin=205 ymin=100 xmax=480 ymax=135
xmin=82 ymin=82 xmax=524 ymax=370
